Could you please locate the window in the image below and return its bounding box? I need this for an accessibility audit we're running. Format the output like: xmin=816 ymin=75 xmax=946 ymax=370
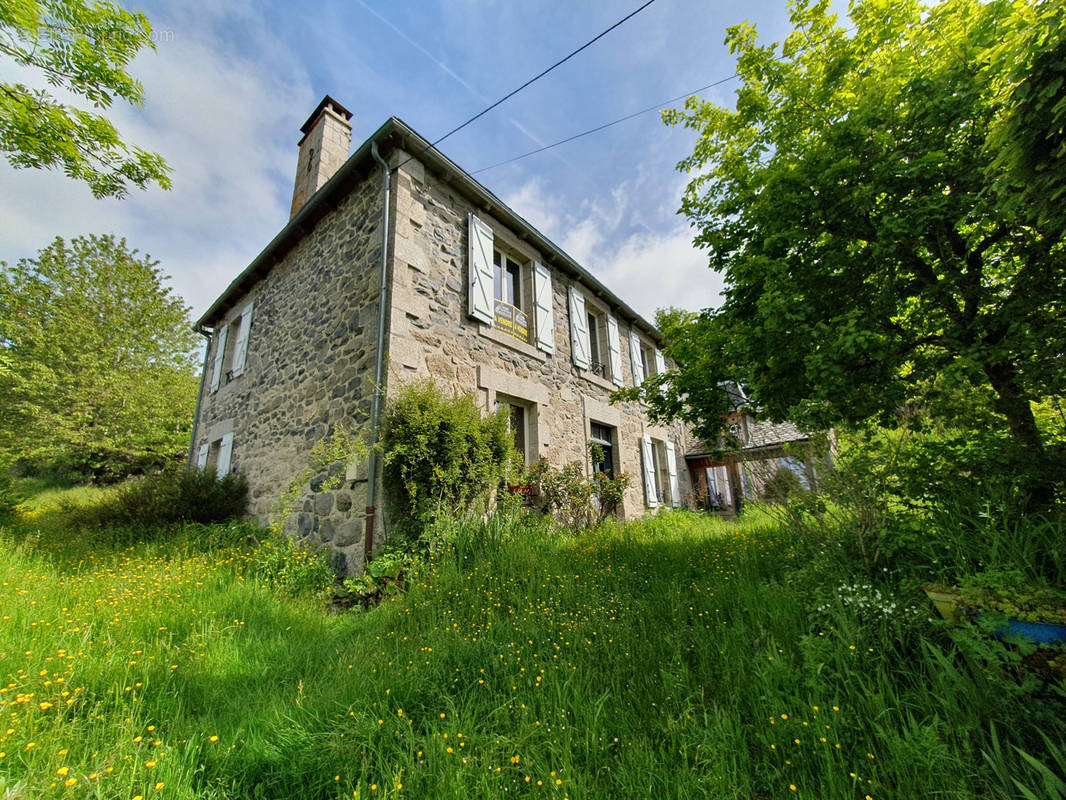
xmin=641 ymin=434 xmax=680 ymax=508
xmin=589 ymin=422 xmax=615 ymax=478
xmin=629 ymin=330 xmax=665 ymax=387
xmin=492 ymin=249 xmax=530 ymax=344
xmin=496 ymin=397 xmax=532 ymax=467
xmin=196 ymin=433 xmax=234 ymax=479
xmin=209 ymin=301 xmax=253 ymax=392
xmin=468 ymin=214 xmax=554 ymax=354
xmin=586 ymin=307 xmax=608 ymax=378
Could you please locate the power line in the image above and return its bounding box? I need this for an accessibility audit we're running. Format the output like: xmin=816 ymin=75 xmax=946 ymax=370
xmin=471 ymin=74 xmax=738 ymax=175
xmin=397 ymin=0 xmax=659 ymax=169
xmin=470 ymin=23 xmax=860 ymax=175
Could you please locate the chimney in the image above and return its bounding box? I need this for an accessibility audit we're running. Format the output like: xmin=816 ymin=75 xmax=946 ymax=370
xmin=289 ymin=95 xmax=353 ymax=219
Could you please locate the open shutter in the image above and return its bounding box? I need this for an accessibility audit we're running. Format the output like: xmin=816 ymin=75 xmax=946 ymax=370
xmin=655 ymin=348 xmax=666 ymax=378
xmin=533 ymin=261 xmax=554 ymax=353
xmin=665 ymin=441 xmax=680 ymax=507
xmin=468 ymin=214 xmax=494 ymax=324
xmin=231 ymin=301 xmax=254 ymax=377
xmin=641 ymin=435 xmax=658 ymax=508
xmin=606 ymin=315 xmax=623 ymax=386
xmin=196 ymin=443 xmax=209 ymax=469
xmin=568 ymin=286 xmax=590 ymax=370
xmin=216 ymin=433 xmax=234 ymax=478
xmin=209 ymin=325 xmax=228 ymax=393
xmin=629 ymin=331 xmax=644 ymax=385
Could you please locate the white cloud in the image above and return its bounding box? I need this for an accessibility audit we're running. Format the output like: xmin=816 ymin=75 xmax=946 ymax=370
xmin=0 ymin=1 xmax=313 ymax=321
xmin=502 ymin=176 xmax=723 ymax=322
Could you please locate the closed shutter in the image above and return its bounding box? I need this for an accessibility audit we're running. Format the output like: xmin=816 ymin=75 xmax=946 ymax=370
xmin=655 ymin=348 xmax=666 ymax=377
xmin=209 ymin=325 xmax=228 ymax=393
xmin=606 ymin=315 xmax=623 ymax=386
xmin=196 ymin=443 xmax=209 ymax=469
xmin=629 ymin=331 xmax=644 ymax=385
xmin=231 ymin=301 xmax=254 ymax=377
xmin=665 ymin=441 xmax=680 ymax=507
xmin=568 ymin=286 xmax=590 ymax=370
xmin=468 ymin=214 xmax=494 ymax=324
xmin=641 ymin=435 xmax=658 ymax=508
xmin=533 ymin=261 xmax=554 ymax=353
xmin=216 ymin=433 xmax=234 ymax=478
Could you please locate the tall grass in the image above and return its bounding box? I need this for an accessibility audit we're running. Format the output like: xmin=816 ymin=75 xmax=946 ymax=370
xmin=0 ymin=488 xmax=1062 ymax=798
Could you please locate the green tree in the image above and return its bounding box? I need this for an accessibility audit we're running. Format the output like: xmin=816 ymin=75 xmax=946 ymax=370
xmin=0 ymin=234 xmax=199 ymax=480
xmin=646 ymin=0 xmax=1065 ymax=508
xmin=0 ymin=0 xmax=171 ymax=197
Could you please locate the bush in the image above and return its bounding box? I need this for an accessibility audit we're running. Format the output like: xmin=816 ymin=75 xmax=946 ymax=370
xmin=0 ymin=470 xmax=22 ymax=523
xmin=527 ymin=459 xmax=631 ymax=529
xmin=382 ymin=381 xmax=519 ymax=539
xmin=77 ymin=466 xmax=249 ymax=527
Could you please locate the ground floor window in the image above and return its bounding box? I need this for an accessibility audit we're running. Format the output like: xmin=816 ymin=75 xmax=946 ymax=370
xmin=589 ymin=422 xmax=615 ymax=478
xmin=196 ymin=432 xmax=234 ymax=478
xmin=641 ymin=435 xmax=679 ymax=508
xmin=496 ymin=397 xmax=532 ymax=467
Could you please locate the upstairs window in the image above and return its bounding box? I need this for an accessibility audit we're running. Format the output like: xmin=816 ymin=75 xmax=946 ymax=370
xmin=468 ymin=214 xmax=554 ymax=354
xmin=209 ymin=301 xmax=254 ymax=393
xmin=492 ymin=250 xmax=530 ymax=345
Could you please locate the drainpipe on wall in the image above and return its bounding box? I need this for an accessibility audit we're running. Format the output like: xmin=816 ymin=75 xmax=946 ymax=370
xmin=186 ymin=327 xmax=213 ymax=468
xmin=364 ymin=140 xmax=391 ymax=565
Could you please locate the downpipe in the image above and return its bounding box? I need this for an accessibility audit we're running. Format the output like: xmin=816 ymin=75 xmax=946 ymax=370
xmin=364 ymin=141 xmax=391 ymax=565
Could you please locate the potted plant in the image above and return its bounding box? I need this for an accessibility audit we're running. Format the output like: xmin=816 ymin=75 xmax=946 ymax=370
xmin=957 ymin=569 xmax=1066 ymax=646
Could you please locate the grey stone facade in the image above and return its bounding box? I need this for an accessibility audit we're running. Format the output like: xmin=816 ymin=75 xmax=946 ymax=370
xmin=191 ymin=111 xmax=691 ymax=576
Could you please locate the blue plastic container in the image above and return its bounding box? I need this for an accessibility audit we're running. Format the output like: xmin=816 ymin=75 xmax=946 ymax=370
xmin=987 ymin=617 xmax=1066 ymax=646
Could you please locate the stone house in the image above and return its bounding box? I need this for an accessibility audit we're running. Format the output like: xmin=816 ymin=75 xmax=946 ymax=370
xmin=188 ymin=96 xmax=691 ymax=575
xmin=684 ymin=385 xmax=826 ymax=513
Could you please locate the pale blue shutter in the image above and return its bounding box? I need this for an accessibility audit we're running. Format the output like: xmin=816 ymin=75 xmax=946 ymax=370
xmin=665 ymin=441 xmax=680 ymax=507
xmin=216 ymin=433 xmax=234 ymax=478
xmin=606 ymin=315 xmax=623 ymax=386
xmin=196 ymin=443 xmax=209 ymax=469
xmin=568 ymin=286 xmax=590 ymax=369
xmin=209 ymin=325 xmax=228 ymax=393
xmin=468 ymin=214 xmax=494 ymax=324
xmin=533 ymin=261 xmax=554 ymax=353
xmin=655 ymin=348 xmax=666 ymax=377
xmin=641 ymin=435 xmax=658 ymax=508
xmin=231 ymin=301 xmax=254 ymax=376
xmin=629 ymin=331 xmax=644 ymax=385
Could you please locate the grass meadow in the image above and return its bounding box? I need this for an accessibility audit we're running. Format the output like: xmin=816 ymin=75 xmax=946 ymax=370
xmin=0 ymin=483 xmax=1063 ymax=799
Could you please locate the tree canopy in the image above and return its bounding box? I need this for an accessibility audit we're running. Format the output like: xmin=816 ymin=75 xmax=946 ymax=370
xmin=0 ymin=234 xmax=199 ymax=480
xmin=0 ymin=0 xmax=171 ymax=197
xmin=640 ymin=0 xmax=1065 ymax=505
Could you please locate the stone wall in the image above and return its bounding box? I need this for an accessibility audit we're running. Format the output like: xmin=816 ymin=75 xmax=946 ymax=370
xmin=192 ymin=173 xmax=385 ymax=576
xmin=382 ymin=150 xmax=691 ymax=517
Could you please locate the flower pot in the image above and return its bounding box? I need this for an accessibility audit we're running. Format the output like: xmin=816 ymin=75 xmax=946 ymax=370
xmin=922 ymin=585 xmax=962 ymax=622
xmin=983 ymin=616 xmax=1066 ymax=646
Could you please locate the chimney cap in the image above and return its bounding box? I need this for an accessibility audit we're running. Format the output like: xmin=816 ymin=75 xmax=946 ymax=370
xmin=299 ymin=95 xmax=353 ymax=134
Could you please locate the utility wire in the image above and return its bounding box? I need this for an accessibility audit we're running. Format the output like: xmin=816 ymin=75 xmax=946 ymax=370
xmin=396 ymin=0 xmax=658 ymax=169
xmin=470 ymin=23 xmax=860 ymax=175
xmin=471 ymin=74 xmax=738 ymax=175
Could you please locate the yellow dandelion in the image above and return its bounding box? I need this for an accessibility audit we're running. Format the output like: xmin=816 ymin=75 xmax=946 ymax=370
xmin=56 ymin=767 xmax=69 ymax=776
xmin=209 ymin=735 xmax=219 ymax=743
xmin=155 ymin=783 xmax=165 ymax=791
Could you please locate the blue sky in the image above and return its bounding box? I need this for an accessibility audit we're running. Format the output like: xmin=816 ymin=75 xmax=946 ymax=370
xmin=0 ymin=0 xmax=814 ymax=324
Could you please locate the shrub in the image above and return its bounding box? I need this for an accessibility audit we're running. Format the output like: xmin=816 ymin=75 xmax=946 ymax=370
xmin=527 ymin=458 xmax=631 ymax=530
xmin=0 ymin=469 xmax=22 ymax=523
xmin=77 ymin=466 xmax=249 ymax=527
xmin=382 ymin=381 xmax=518 ymax=539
